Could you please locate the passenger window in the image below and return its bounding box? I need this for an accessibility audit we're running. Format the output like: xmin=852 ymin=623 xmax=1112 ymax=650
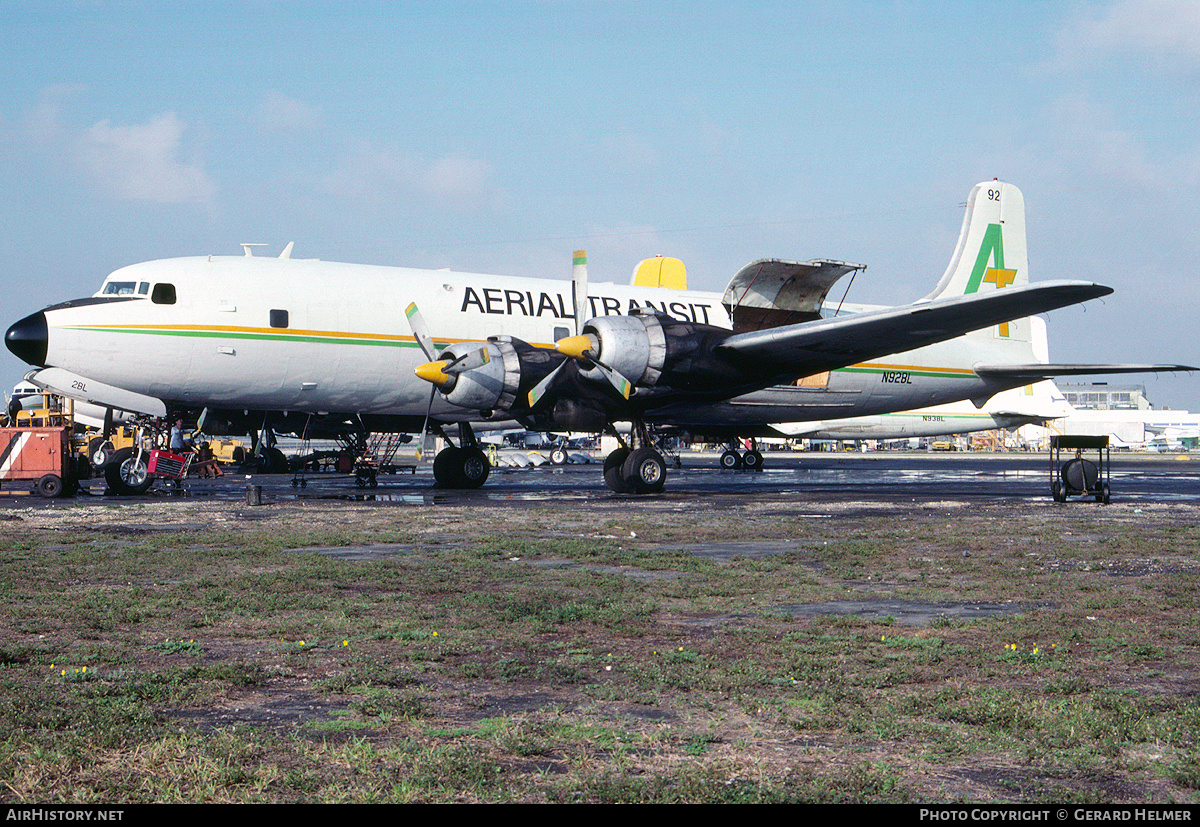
xmin=553 ymin=326 xmax=570 ymax=341
xmin=270 ymin=309 xmax=289 ymax=328
xmin=151 ymin=283 xmax=176 ymax=305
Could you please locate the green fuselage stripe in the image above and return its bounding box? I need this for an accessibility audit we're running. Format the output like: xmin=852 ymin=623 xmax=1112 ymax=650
xmin=835 ymin=366 xmax=972 ymax=380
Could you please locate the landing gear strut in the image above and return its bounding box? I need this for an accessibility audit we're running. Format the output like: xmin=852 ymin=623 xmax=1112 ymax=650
xmin=432 ymin=422 xmax=490 ymax=489
xmin=602 ymin=421 xmax=666 ymax=494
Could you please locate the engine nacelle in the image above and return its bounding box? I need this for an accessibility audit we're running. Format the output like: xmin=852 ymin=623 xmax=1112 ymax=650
xmin=433 ymin=336 xmax=564 ymax=413
xmin=579 ymin=309 xmax=738 ymax=392
xmin=580 ymin=311 xmax=667 ymax=386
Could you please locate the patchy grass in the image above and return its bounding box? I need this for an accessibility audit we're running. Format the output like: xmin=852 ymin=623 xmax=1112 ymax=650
xmin=0 ymin=495 xmax=1199 ymax=802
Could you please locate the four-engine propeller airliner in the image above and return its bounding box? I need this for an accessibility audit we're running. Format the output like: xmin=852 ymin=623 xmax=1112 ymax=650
xmin=5 ymin=180 xmax=1192 ymax=493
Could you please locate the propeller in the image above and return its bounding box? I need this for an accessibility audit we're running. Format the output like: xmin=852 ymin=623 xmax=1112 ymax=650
xmin=405 ymin=302 xmax=442 ymax=460
xmin=526 ymin=250 xmax=632 ymax=407
xmin=408 ymin=301 xmax=492 ymax=385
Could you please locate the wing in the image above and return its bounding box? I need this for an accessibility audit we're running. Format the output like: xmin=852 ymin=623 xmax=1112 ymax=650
xmin=714 ymin=280 xmax=1113 ymax=378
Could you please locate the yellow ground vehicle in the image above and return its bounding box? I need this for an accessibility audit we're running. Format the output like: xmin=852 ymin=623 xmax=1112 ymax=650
xmin=205 ymin=438 xmax=248 ymax=465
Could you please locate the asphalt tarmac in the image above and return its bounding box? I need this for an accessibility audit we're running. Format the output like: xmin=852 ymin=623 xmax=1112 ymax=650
xmin=7 ymin=450 xmax=1197 ymax=508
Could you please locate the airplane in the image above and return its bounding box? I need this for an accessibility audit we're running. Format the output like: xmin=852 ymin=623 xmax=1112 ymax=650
xmin=770 ymin=378 xmax=1068 ymax=446
xmin=1142 ymin=425 xmax=1199 ymax=452
xmin=5 ymin=180 xmax=1193 ymax=494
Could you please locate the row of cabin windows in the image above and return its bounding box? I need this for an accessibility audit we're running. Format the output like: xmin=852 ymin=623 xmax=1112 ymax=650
xmin=101 ymin=281 xmax=176 ymax=304
xmin=102 ymin=281 xmax=280 ymax=323
xmin=97 ymin=295 xmax=567 ymax=337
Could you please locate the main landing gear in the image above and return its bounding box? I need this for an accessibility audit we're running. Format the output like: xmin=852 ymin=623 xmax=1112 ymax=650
xmin=719 ymin=438 xmax=764 ymax=472
xmin=602 ymin=421 xmax=669 ymax=494
xmin=431 ymin=422 xmax=490 ymax=489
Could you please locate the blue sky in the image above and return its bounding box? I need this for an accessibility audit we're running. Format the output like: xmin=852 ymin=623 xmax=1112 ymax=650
xmin=2 ymin=0 xmax=1198 ymax=409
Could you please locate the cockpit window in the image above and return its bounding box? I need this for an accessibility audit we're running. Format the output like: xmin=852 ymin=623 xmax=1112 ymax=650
xmin=102 ymin=281 xmax=138 ymax=295
xmin=151 ymin=283 xmax=176 ymax=305
xmin=138 ymin=282 xmax=150 ymax=295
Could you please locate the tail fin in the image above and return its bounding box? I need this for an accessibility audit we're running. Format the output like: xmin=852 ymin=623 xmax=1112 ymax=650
xmin=925 ymin=180 xmax=1035 ymax=355
xmin=924 ymin=180 xmax=1028 ymax=300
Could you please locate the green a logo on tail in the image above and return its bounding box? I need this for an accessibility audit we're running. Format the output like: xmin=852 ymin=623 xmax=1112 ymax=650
xmin=964 ymin=223 xmax=1018 ymax=336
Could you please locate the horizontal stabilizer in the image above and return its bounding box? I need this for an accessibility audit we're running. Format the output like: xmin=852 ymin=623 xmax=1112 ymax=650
xmin=717 ymin=280 xmax=1113 ymax=379
xmin=974 ymin=363 xmax=1198 ymax=381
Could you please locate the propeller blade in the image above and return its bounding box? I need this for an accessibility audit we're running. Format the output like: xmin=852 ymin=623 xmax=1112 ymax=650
xmin=417 ymin=385 xmax=437 ymax=462
xmin=572 ymin=250 xmax=588 ymax=337
xmin=405 ymin=302 xmax=439 ymax=362
xmin=443 ymin=345 xmax=491 ymax=374
xmin=592 ymin=362 xmax=632 ymax=399
xmin=526 ymin=361 xmax=567 ymax=408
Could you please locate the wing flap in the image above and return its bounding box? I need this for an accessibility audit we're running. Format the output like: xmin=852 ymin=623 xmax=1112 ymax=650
xmin=715 ymin=280 xmax=1112 ymax=377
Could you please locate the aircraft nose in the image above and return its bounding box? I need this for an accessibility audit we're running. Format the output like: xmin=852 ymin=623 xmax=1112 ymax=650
xmin=5 ymin=310 xmax=48 ymax=366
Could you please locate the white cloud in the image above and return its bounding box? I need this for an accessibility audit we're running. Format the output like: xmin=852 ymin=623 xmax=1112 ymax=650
xmin=8 ymin=90 xmax=217 ymax=206
xmin=21 ymin=84 xmax=86 ymax=142
xmin=420 ymin=154 xmax=495 ymax=201
xmin=322 ymin=140 xmax=502 ymax=208
xmin=1056 ymin=0 xmax=1200 ymax=72
xmin=255 ymin=91 xmax=321 ymax=132
xmin=1043 ymin=94 xmax=1169 ymax=191
xmin=75 ymin=113 xmax=217 ymax=205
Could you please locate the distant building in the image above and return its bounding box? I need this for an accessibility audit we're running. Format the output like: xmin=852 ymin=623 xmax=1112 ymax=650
xmin=1060 ymin=383 xmax=1151 ymax=411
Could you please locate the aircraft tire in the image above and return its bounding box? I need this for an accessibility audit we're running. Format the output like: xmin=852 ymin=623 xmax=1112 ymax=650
xmin=550 ymin=447 xmax=568 ymax=465
xmin=35 ymin=474 xmax=62 ymax=498
xmin=458 ymin=447 xmax=490 ymax=489
xmin=268 ymin=447 xmax=289 ymax=474
xmin=603 ymin=448 xmax=633 ymax=493
xmin=433 ymin=447 xmax=464 ymax=488
xmin=719 ymin=449 xmax=742 ymax=470
xmin=742 ymin=450 xmax=764 ymax=471
xmin=105 ymin=448 xmax=154 ymax=495
xmin=622 ymin=447 xmax=666 ymax=494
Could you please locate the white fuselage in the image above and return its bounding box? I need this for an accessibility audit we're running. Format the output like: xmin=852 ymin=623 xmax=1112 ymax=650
xmin=36 ymin=254 xmax=1028 ymax=429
